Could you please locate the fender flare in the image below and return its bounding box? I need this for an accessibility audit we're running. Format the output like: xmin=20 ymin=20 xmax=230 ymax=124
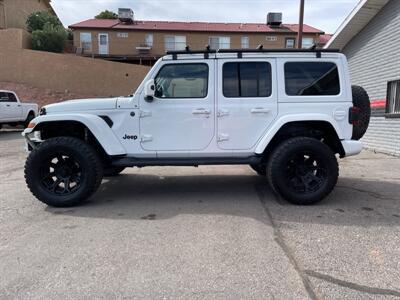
xmin=23 ymin=114 xmax=126 ymax=156
xmin=254 ymin=114 xmax=344 ymax=154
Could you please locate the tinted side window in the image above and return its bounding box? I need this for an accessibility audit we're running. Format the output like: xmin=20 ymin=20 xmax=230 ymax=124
xmin=285 ymin=62 xmax=340 ymax=96
xmin=7 ymin=93 xmax=17 ymax=102
xmin=223 ymin=62 xmax=272 ymax=98
xmin=154 ymin=64 xmax=208 ymax=99
xmin=0 ymin=92 xmax=9 ymax=102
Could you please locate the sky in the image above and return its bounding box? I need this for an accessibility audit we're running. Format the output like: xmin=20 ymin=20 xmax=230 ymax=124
xmin=51 ymin=0 xmax=360 ymax=34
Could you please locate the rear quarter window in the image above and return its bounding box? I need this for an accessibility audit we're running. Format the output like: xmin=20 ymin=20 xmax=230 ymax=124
xmin=284 ymin=62 xmax=340 ymax=96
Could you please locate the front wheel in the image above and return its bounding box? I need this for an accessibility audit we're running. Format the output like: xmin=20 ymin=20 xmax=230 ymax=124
xmin=25 ymin=137 xmax=103 ymax=207
xmin=267 ymin=137 xmax=338 ymax=205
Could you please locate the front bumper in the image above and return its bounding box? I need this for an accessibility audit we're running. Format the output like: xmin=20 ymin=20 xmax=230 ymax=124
xmin=341 ymin=140 xmax=363 ymax=157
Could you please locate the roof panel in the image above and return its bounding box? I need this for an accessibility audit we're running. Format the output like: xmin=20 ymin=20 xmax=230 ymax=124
xmin=69 ymin=19 xmax=324 ymax=34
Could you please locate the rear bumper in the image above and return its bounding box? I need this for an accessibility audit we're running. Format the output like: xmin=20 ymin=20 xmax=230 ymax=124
xmin=341 ymin=140 xmax=363 ymax=157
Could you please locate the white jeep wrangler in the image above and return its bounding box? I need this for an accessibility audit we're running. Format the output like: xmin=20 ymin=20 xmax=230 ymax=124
xmin=23 ymin=48 xmax=370 ymax=207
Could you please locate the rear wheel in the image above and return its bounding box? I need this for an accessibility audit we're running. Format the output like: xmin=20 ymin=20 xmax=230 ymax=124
xmin=24 ymin=112 xmax=35 ymax=128
xmin=25 ymin=137 xmax=103 ymax=207
xmin=267 ymin=137 xmax=338 ymax=205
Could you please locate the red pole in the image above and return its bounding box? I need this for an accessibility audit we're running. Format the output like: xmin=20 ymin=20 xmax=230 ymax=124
xmin=297 ymin=0 xmax=305 ymax=49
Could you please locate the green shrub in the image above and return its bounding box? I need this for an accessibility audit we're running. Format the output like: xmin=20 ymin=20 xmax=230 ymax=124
xmin=26 ymin=11 xmax=62 ymax=32
xmin=95 ymin=10 xmax=118 ymax=19
xmin=31 ymin=23 xmax=67 ymax=53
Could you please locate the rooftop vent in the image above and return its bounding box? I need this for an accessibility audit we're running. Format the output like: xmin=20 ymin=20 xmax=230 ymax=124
xmin=267 ymin=12 xmax=282 ymax=27
xmin=118 ymin=8 xmax=134 ymax=23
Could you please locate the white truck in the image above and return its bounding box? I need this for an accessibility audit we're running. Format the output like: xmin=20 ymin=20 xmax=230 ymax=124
xmin=22 ymin=48 xmax=370 ymax=207
xmin=0 ymin=90 xmax=38 ymax=129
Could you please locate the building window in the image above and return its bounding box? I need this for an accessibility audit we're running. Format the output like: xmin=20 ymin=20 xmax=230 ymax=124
xmin=302 ymin=37 xmax=314 ymax=49
xmin=80 ymin=32 xmax=92 ymax=51
xmin=387 ymin=80 xmax=400 ymax=116
xmin=145 ymin=34 xmax=153 ymax=47
xmin=209 ymin=36 xmax=230 ymax=50
xmin=165 ymin=35 xmax=186 ymax=51
xmin=241 ymin=36 xmax=249 ymax=49
xmin=285 ymin=38 xmax=296 ymax=49
xmin=154 ymin=64 xmax=209 ymax=99
xmin=266 ymin=36 xmax=277 ymax=42
xmin=284 ymin=62 xmax=340 ymax=96
xmin=223 ymin=62 xmax=272 ymax=98
xmin=117 ymin=32 xmax=128 ymax=38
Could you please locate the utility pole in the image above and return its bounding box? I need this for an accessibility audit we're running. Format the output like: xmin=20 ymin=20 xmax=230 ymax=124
xmin=297 ymin=0 xmax=305 ymax=49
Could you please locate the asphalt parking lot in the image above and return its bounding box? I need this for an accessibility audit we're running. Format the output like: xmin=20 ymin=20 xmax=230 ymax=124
xmin=1 ymin=130 xmax=400 ymax=299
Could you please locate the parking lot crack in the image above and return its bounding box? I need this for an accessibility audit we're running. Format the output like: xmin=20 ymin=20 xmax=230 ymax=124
xmin=255 ymin=185 xmax=318 ymax=300
xmin=337 ymin=185 xmax=398 ymax=201
xmin=305 ymin=270 xmax=400 ymax=297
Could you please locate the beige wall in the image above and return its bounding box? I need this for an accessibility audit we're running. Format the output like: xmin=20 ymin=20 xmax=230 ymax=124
xmin=1 ymin=0 xmax=52 ymax=30
xmin=73 ymin=29 xmax=320 ymax=57
xmin=0 ymin=47 xmax=151 ymax=96
xmin=0 ymin=28 xmax=31 ymax=49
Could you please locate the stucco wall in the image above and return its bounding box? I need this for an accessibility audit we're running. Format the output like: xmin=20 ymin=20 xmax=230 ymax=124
xmin=2 ymin=0 xmax=52 ymax=30
xmin=342 ymin=0 xmax=400 ymax=156
xmin=0 ymin=28 xmax=31 ymax=49
xmin=0 ymin=47 xmax=151 ymax=96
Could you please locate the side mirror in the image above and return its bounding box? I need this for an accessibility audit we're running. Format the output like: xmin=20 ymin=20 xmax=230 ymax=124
xmin=144 ymin=79 xmax=155 ymax=102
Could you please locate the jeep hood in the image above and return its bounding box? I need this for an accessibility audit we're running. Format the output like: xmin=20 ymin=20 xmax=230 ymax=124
xmin=44 ymin=98 xmax=118 ymax=113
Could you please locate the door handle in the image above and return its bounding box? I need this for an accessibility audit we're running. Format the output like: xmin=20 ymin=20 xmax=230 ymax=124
xmin=6 ymin=104 xmax=10 ymax=107
xmin=18 ymin=105 xmax=21 ymax=107
xmin=251 ymin=107 xmax=270 ymax=114
xmin=192 ymin=108 xmax=211 ymax=115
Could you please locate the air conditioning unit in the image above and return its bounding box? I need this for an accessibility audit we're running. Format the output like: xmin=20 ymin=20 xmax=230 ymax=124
xmin=118 ymin=8 xmax=134 ymax=23
xmin=267 ymin=12 xmax=282 ymax=27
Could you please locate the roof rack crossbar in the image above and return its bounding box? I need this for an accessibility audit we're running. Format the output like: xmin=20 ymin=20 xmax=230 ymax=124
xmin=165 ymin=47 xmax=340 ymax=60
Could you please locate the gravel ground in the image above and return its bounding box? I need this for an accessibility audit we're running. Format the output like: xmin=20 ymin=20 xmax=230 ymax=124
xmin=1 ymin=130 xmax=400 ymax=299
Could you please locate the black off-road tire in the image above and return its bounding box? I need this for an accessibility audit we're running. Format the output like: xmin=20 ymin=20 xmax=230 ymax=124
xmin=25 ymin=137 xmax=103 ymax=207
xmin=24 ymin=112 xmax=35 ymax=128
xmin=250 ymin=164 xmax=267 ymax=176
xmin=104 ymin=166 xmax=125 ymax=177
xmin=267 ymin=137 xmax=339 ymax=205
xmin=351 ymin=85 xmax=371 ymax=140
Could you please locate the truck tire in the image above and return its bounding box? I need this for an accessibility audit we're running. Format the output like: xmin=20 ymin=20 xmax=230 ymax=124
xmin=351 ymin=85 xmax=371 ymax=140
xmin=104 ymin=166 xmax=125 ymax=177
xmin=267 ymin=137 xmax=338 ymax=205
xmin=25 ymin=137 xmax=103 ymax=207
xmin=250 ymin=164 xmax=266 ymax=176
xmin=24 ymin=112 xmax=35 ymax=128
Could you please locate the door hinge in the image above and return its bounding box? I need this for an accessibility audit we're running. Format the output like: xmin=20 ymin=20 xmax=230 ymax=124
xmin=217 ymin=109 xmax=229 ymax=117
xmin=218 ymin=133 xmax=230 ymax=142
xmin=139 ymin=110 xmax=152 ymax=118
xmin=140 ymin=135 xmax=153 ymax=142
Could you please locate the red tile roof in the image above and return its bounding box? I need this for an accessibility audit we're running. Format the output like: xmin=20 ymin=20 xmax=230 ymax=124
xmin=69 ymin=19 xmax=324 ymax=34
xmin=318 ymin=34 xmax=333 ymax=45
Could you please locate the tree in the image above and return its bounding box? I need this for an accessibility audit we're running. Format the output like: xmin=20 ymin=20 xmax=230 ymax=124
xmin=95 ymin=10 xmax=118 ymax=19
xmin=26 ymin=11 xmax=61 ymax=33
xmin=31 ymin=23 xmax=67 ymax=53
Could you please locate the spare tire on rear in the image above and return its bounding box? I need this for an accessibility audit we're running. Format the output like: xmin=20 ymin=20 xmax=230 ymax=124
xmin=351 ymin=85 xmax=371 ymax=140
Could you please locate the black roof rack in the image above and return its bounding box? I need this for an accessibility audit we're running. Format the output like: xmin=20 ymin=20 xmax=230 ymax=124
xmin=166 ymin=46 xmax=340 ymax=60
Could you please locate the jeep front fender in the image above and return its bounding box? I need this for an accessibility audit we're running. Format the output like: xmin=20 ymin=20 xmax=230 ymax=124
xmin=254 ymin=114 xmax=344 ymax=154
xmin=22 ymin=114 xmax=126 ymax=156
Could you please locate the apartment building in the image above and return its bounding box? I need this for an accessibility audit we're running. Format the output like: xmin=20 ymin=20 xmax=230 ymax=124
xmin=0 ymin=0 xmax=56 ymax=30
xmin=69 ymin=10 xmax=325 ymax=65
